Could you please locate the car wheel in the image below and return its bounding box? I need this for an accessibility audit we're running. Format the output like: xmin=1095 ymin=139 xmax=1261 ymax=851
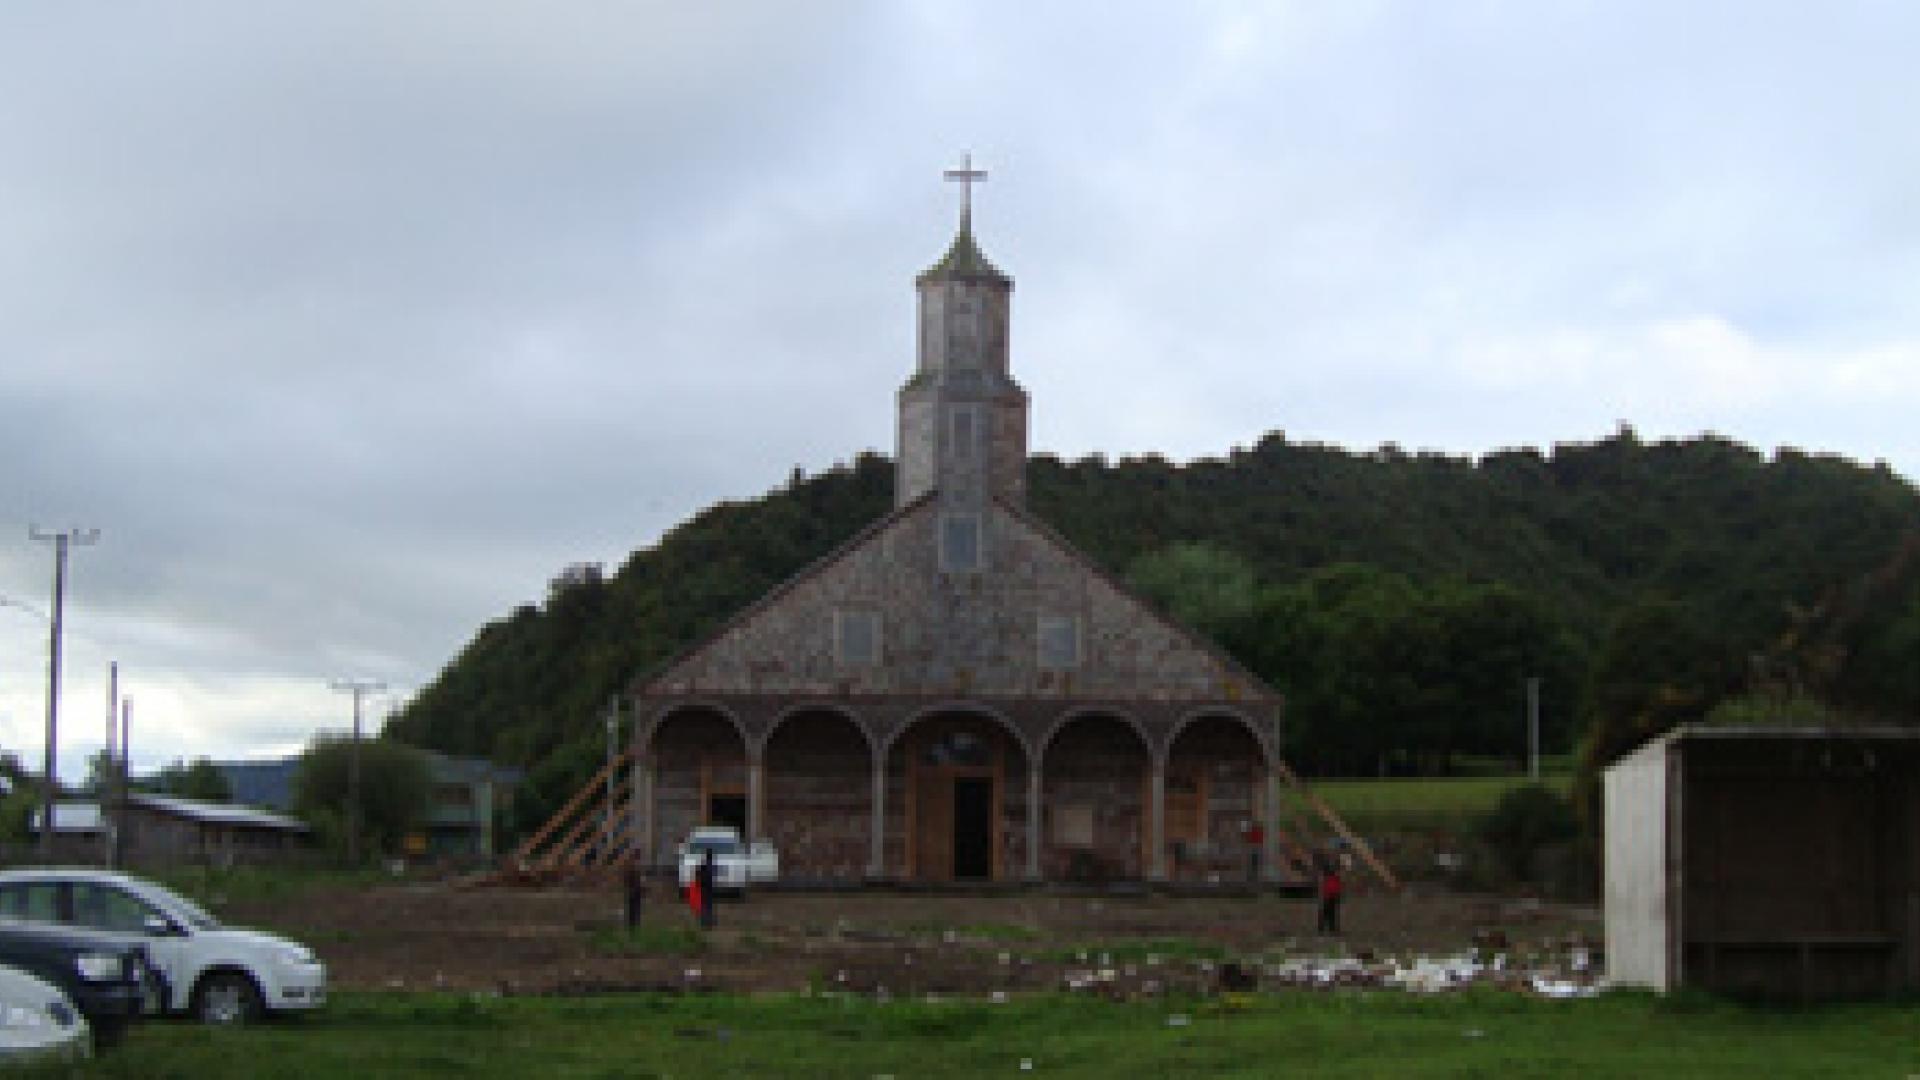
xmin=193 ymin=970 xmax=264 ymax=1026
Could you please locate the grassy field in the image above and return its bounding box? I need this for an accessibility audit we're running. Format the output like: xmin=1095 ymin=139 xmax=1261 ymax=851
xmin=46 ymin=989 xmax=1916 ymax=1079
xmin=1307 ymin=774 xmax=1575 ymax=833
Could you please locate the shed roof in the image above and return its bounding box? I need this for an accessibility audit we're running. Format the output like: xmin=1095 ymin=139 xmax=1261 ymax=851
xmin=1611 ymin=722 xmax=1920 ymax=769
xmin=128 ymin=793 xmax=310 ymax=832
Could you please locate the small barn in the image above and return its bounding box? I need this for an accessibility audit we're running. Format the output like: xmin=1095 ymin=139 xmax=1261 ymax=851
xmin=1604 ymin=724 xmax=1920 ymax=999
xmin=119 ymin=793 xmax=313 ymax=868
xmin=32 ymin=795 xmax=313 ymax=870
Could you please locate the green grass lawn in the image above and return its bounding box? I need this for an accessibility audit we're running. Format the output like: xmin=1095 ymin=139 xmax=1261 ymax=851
xmin=52 ymin=989 xmax=1917 ymax=1079
xmin=1307 ymin=775 xmax=1575 ymax=833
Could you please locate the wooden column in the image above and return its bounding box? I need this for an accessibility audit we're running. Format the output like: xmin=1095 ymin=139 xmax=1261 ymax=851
xmin=1025 ymin=760 xmax=1042 ymax=882
xmin=746 ymin=751 xmax=765 ymax=843
xmin=1149 ymin=758 xmax=1168 ymax=882
xmin=631 ymin=745 xmax=653 ymax=869
xmin=1263 ymin=767 xmax=1282 ymax=883
xmin=868 ymin=751 xmax=887 ymax=879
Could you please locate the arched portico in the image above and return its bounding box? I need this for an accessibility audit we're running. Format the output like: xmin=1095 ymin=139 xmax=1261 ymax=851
xmin=883 ymin=705 xmax=1031 ymax=882
xmin=1035 ymin=710 xmax=1151 ymax=882
xmin=761 ymin=706 xmax=873 ymax=883
xmin=640 ymin=704 xmax=749 ymax=868
xmin=1160 ymin=709 xmax=1278 ymax=883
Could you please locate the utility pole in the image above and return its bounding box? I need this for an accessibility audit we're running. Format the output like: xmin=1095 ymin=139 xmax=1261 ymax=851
xmin=103 ymin=661 xmax=118 ymax=868
xmin=1525 ymin=676 xmax=1543 ymax=781
xmin=116 ymin=697 xmax=131 ymax=868
xmin=30 ymin=527 xmax=99 ymax=858
xmin=104 ymin=661 xmax=118 ymax=777
xmin=328 ymin=678 xmax=386 ymax=865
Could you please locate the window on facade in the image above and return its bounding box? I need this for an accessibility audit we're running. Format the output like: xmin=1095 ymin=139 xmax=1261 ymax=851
xmin=948 ymin=405 xmax=980 ymax=462
xmin=940 ymin=514 xmax=982 ymax=573
xmin=1037 ymin=615 xmax=1081 ymax=669
xmin=920 ymin=730 xmax=993 ymax=768
xmin=1053 ymin=803 xmax=1095 ymax=847
xmin=835 ymin=609 xmax=880 ymax=665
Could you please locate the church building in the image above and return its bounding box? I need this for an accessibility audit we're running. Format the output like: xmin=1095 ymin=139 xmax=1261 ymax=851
xmin=628 ymin=169 xmax=1298 ymax=885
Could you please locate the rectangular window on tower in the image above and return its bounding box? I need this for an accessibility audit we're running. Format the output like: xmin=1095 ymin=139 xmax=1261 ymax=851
xmin=835 ymin=610 xmax=880 ymax=666
xmin=1037 ymin=615 xmax=1081 ymax=669
xmin=940 ymin=514 xmax=982 ymax=573
xmin=948 ymin=405 xmax=980 ymax=462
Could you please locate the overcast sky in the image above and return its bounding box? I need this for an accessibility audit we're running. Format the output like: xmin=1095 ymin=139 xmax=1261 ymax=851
xmin=3 ymin=2 xmax=1917 ymax=782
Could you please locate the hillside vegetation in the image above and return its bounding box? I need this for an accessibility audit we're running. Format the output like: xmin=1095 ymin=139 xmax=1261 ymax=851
xmin=386 ymin=428 xmax=1920 ymax=830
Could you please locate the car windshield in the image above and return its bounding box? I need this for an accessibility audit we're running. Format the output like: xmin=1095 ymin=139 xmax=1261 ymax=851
xmin=134 ymin=881 xmax=222 ymax=931
xmin=688 ymin=836 xmax=740 ymax=856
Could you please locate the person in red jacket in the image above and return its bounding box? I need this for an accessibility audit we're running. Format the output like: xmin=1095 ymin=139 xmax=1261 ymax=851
xmin=1316 ymin=854 xmax=1344 ymax=935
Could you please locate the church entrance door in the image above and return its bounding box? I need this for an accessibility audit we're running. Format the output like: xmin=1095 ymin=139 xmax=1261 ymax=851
xmin=952 ymin=777 xmax=993 ymax=879
xmin=707 ymin=794 xmax=747 ymax=836
xmin=906 ymin=721 xmax=1004 ymax=882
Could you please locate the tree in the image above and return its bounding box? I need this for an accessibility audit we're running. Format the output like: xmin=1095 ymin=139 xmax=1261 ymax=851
xmin=0 ymin=753 xmax=37 ymax=842
xmin=1478 ymin=783 xmax=1579 ymax=881
xmin=1571 ymin=597 xmax=1732 ymax=825
xmin=292 ymin=736 xmax=431 ymax=861
xmin=1124 ymin=542 xmax=1260 ymax=642
xmin=82 ymin=750 xmax=119 ymax=796
xmin=147 ymin=758 xmax=232 ymax=802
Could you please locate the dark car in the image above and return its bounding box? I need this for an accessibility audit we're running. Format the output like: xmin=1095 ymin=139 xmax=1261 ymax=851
xmin=0 ymin=920 xmax=151 ymax=1046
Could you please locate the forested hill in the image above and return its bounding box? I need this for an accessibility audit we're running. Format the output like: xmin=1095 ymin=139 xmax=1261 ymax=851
xmin=387 ymin=429 xmax=1920 ymax=824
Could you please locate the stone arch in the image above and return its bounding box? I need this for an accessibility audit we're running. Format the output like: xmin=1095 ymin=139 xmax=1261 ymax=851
xmin=1162 ymin=709 xmax=1273 ymax=884
xmin=641 ymin=699 xmax=749 ymax=752
xmin=885 ymin=703 xmax=1032 ymax=882
xmin=1038 ymin=709 xmax=1151 ymax=882
xmin=1164 ymin=707 xmax=1275 ymax=764
xmin=1036 ymin=706 xmax=1152 ymax=760
xmin=883 ymin=700 xmax=1031 ymax=759
xmin=646 ymin=703 xmax=751 ymax=863
xmin=761 ymin=706 xmax=874 ymax=884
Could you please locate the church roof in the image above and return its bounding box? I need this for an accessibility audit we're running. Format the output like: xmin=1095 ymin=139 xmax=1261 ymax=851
xmin=633 ymin=488 xmax=1283 ymax=709
xmin=918 ymin=213 xmax=1008 ymax=284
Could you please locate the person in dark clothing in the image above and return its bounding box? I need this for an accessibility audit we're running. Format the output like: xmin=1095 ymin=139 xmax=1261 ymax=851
xmin=1316 ymin=856 xmax=1344 ymax=934
xmin=623 ymin=859 xmax=646 ymax=930
xmin=695 ymin=849 xmax=718 ymax=930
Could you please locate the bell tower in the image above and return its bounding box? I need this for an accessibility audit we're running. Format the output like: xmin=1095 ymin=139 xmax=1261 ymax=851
xmin=896 ymin=156 xmax=1029 ymax=510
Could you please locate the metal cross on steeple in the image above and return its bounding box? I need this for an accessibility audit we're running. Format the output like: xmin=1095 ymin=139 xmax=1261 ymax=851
xmin=943 ymin=153 xmax=988 ymax=225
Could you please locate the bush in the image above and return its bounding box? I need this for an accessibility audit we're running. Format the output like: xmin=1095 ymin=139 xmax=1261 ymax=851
xmin=1476 ymin=783 xmax=1579 ymax=883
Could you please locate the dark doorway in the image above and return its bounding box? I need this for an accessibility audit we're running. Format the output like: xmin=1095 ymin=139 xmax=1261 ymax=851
xmin=952 ymin=778 xmax=992 ymax=879
xmin=707 ymin=795 xmax=747 ymax=836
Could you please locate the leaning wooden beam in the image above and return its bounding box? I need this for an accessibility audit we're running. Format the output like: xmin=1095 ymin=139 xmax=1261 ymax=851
xmin=1273 ymin=759 xmax=1401 ymax=890
xmin=586 ymin=810 xmax=638 ymax=868
xmin=1270 ymin=825 xmax=1316 ymax=877
xmin=512 ymin=749 xmax=632 ymax=863
xmin=556 ymin=793 xmax=632 ymax=869
xmin=1274 ymin=795 xmax=1321 ymax=854
xmin=540 ymin=788 xmax=621 ymax=870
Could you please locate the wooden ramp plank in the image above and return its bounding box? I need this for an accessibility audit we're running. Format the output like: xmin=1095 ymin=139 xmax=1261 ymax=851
xmin=1273 ymin=760 xmax=1400 ymax=890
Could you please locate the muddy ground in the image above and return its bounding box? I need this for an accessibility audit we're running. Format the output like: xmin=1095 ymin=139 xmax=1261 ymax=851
xmin=220 ymin=879 xmax=1603 ymax=999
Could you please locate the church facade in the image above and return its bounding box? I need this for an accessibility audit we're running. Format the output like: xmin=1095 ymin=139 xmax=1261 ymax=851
xmin=627 ymin=190 xmax=1291 ymax=884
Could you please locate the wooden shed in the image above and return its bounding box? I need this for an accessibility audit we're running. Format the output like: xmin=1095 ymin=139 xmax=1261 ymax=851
xmin=1605 ymin=724 xmax=1920 ymax=999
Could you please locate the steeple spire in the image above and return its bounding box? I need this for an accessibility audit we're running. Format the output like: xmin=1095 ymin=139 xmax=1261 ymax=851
xmin=943 ymin=152 xmax=988 ymax=232
xmin=899 ymin=155 xmax=1026 ymax=509
xmin=922 ymin=153 xmax=1007 ymax=284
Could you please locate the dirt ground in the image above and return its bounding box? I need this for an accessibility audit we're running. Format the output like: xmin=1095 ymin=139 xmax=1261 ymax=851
xmin=221 ymin=879 xmax=1604 ymax=999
